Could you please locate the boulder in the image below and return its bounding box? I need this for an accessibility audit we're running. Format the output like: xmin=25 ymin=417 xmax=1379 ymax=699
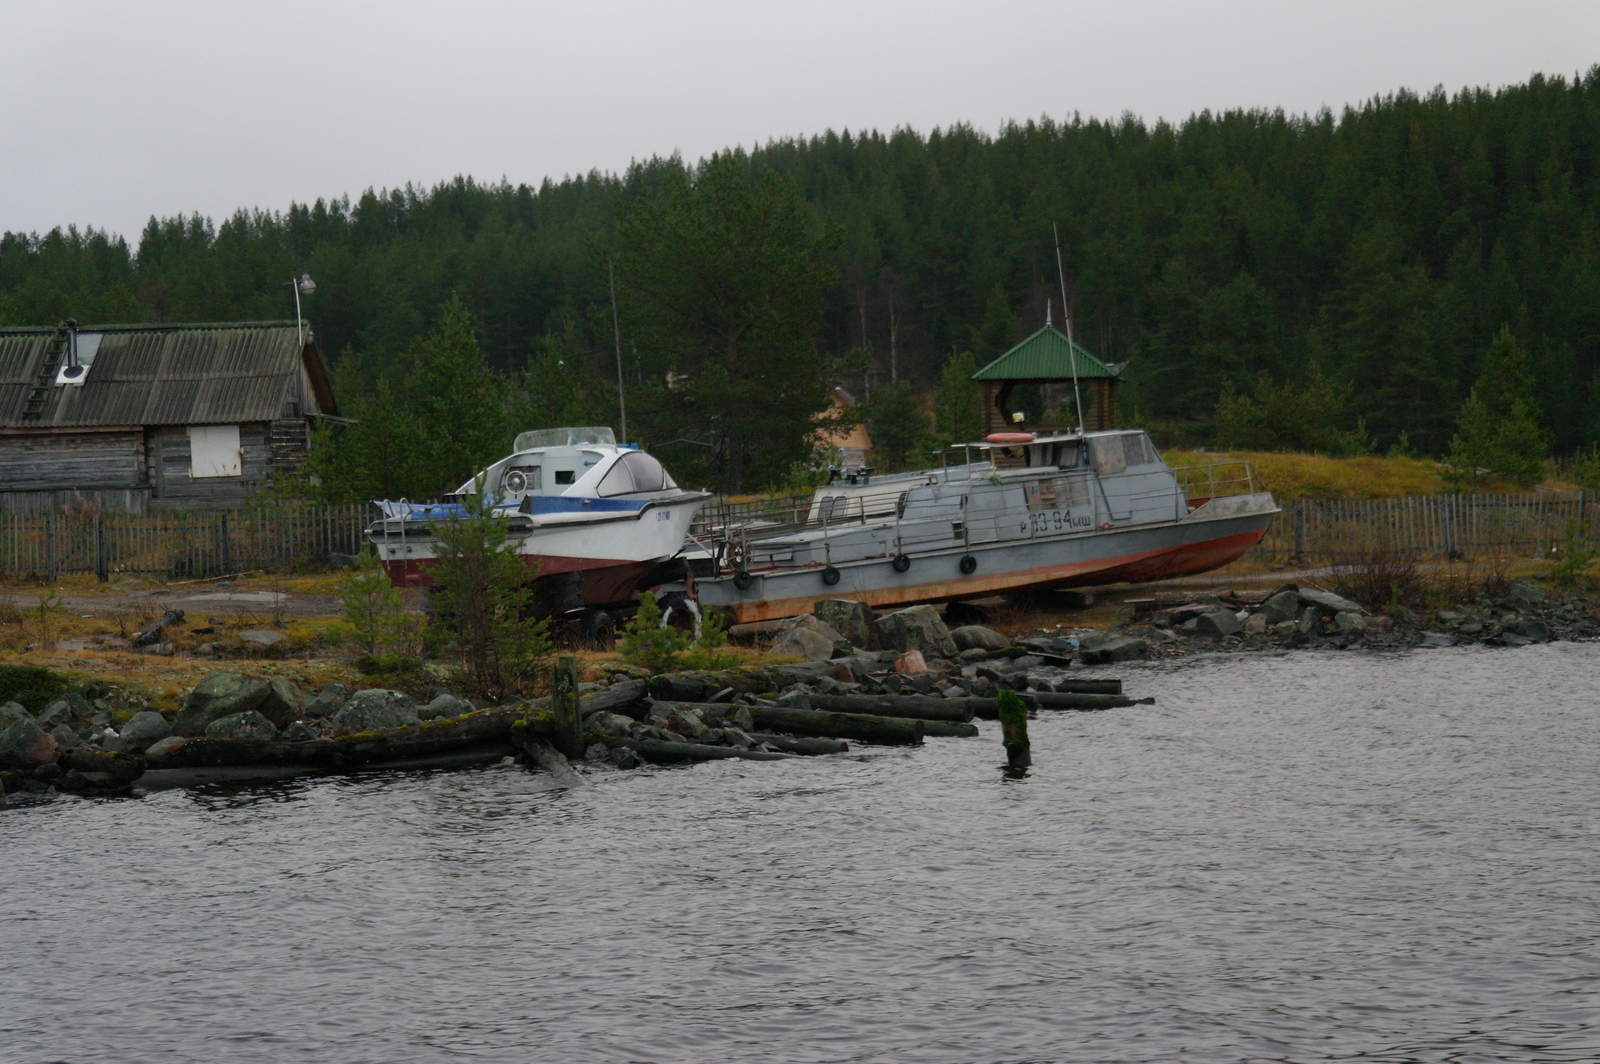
xmin=1242 ymin=614 xmax=1269 ymax=635
xmin=113 ymin=711 xmax=171 ymax=753
xmin=204 ymin=711 xmax=279 ymax=741
xmin=1079 ymin=637 xmax=1149 ymax=665
xmin=302 ymin=684 xmax=348 ymax=720
xmin=138 ymin=643 xmax=176 ymax=656
xmin=780 ymin=613 xmax=852 ymax=649
xmin=144 ymin=736 xmax=187 ymax=761
xmin=33 ymin=700 xmax=74 ymax=729
xmin=49 ymin=723 xmax=82 ymax=750
xmin=278 ymin=721 xmax=319 ymax=742
xmin=0 ymin=702 xmax=31 ymax=726
xmin=876 ymin=604 xmax=958 ymax=659
xmin=951 ymin=625 xmax=1009 ymax=652
xmin=1419 ymin=631 xmax=1457 ymax=647
xmin=183 ymin=672 xmax=271 ymax=723
xmin=813 ymin=599 xmax=877 ymax=648
xmin=1509 ymin=581 xmax=1546 ymax=606
xmin=893 ymin=650 xmax=929 ymax=676
xmin=239 ymin=630 xmax=286 ymax=649
xmin=330 ymin=689 xmax=421 ymax=736
xmin=585 ymin=711 xmax=635 ymax=738
xmin=1300 ymin=588 xmax=1364 ymax=615
xmin=1261 ymin=590 xmax=1303 ymax=625
xmin=1297 ymin=606 xmax=1322 ymax=635
xmin=1502 ymin=618 xmax=1553 ymax=642
xmin=256 ymin=678 xmax=304 ymax=729
xmin=1188 ymin=609 xmax=1242 ymax=638
xmin=770 ymin=626 xmax=837 ymax=662
xmin=419 ymin=693 xmax=475 ymax=721
xmin=1333 ymin=610 xmax=1367 ymax=634
xmin=0 ymin=717 xmax=58 ymax=770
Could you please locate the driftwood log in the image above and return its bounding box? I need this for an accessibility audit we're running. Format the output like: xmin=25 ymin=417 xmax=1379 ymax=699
xmin=608 ymin=738 xmax=796 ymax=763
xmin=743 ymin=705 xmax=924 ymax=746
xmin=749 ymin=733 xmax=849 ymax=755
xmin=509 ymin=726 xmax=586 ymax=786
xmin=806 ymin=695 xmax=974 ymax=723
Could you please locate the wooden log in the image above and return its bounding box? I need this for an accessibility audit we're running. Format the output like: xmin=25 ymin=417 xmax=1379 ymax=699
xmin=744 ymin=705 xmax=924 ymax=746
xmin=748 ymin=733 xmax=849 ymax=755
xmin=1051 ymin=679 xmax=1123 ymax=695
xmin=1028 ymin=692 xmax=1149 ymax=710
xmin=807 ymin=694 xmax=974 ymax=722
xmin=920 ymin=720 xmax=980 ymax=738
xmin=59 ymin=747 xmax=146 ymax=783
xmin=608 ymin=738 xmax=796 ymax=763
xmin=509 ymin=729 xmax=585 ymax=787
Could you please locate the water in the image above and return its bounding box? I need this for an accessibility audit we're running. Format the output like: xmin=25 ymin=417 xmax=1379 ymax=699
xmin=3 ymin=645 xmax=1598 ymax=1064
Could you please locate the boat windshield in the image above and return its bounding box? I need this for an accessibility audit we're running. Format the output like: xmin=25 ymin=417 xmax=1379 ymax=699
xmin=597 ymin=450 xmax=677 ymax=496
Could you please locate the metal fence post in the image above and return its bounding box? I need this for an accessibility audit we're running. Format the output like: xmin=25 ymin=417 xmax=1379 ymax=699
xmin=94 ymin=512 xmax=108 ymax=582
xmin=1292 ymin=503 xmax=1306 ymax=567
xmin=220 ymin=512 xmax=231 ymax=574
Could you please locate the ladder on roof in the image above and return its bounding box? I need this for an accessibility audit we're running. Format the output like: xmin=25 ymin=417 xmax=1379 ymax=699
xmin=20 ymin=324 xmax=69 ymax=420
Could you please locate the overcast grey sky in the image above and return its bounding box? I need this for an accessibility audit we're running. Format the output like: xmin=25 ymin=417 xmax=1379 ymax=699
xmin=2 ymin=0 xmax=1596 ymax=241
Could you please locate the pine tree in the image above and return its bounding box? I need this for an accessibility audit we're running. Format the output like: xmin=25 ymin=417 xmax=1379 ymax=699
xmin=1447 ymin=326 xmax=1547 ymax=486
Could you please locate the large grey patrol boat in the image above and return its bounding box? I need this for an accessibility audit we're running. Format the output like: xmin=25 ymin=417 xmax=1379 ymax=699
xmin=671 ymin=429 xmax=1278 ymax=624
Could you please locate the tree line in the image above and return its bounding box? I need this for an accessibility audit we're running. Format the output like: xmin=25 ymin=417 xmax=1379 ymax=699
xmin=4 ymin=68 xmax=1600 ymax=495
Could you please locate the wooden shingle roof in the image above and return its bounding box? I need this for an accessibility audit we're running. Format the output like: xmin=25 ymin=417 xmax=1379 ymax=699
xmin=0 ymin=321 xmax=337 ymax=428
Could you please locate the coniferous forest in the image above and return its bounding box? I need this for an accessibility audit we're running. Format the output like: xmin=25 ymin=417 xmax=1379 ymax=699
xmin=5 ymin=70 xmax=1600 ymax=495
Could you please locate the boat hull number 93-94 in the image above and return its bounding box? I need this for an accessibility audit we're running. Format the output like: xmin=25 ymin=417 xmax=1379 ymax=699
xmin=1024 ymin=509 xmax=1093 ymax=533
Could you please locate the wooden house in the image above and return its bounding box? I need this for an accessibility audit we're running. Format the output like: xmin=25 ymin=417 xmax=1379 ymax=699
xmin=0 ymin=321 xmax=339 ymax=514
xmin=971 ymin=325 xmax=1122 ymax=435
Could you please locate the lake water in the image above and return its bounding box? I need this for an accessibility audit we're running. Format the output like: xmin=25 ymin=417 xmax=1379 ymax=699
xmin=3 ymin=645 xmax=1597 ymax=1063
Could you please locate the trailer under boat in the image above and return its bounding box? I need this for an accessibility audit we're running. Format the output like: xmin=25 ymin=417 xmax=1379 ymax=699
xmin=366 ymin=427 xmax=710 ymax=627
xmin=670 ymin=429 xmax=1278 ymax=624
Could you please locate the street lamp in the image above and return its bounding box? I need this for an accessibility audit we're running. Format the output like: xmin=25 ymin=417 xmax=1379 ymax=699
xmin=287 ymin=272 xmax=315 ymax=347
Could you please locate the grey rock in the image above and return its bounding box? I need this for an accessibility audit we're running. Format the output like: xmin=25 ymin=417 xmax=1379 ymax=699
xmin=278 ymin=721 xmax=319 ymax=742
xmin=1261 ymin=590 xmax=1303 ymax=625
xmin=1192 ymin=609 xmax=1242 ymax=638
xmin=0 ymin=716 xmax=56 ymax=769
xmin=1419 ymin=630 xmax=1457 ymax=647
xmin=302 ymin=684 xmax=348 ymax=720
xmin=138 ymin=643 xmax=176 ymax=656
xmin=1333 ymin=610 xmax=1367 ymax=634
xmin=0 ymin=702 xmax=31 ymax=726
xmin=330 ymin=690 xmax=421 ymax=736
xmin=1300 ymin=588 xmax=1364 ymax=615
xmin=132 ymin=608 xmax=184 ymax=647
xmin=1510 ymin=581 xmax=1546 ymax=606
xmin=1502 ymin=618 xmax=1553 ymax=642
xmin=183 ymin=672 xmax=271 ymax=722
xmin=722 ymin=725 xmax=756 ymax=749
xmin=1079 ymin=637 xmax=1149 ymax=664
xmin=1269 ymin=620 xmax=1299 ymax=638
xmin=585 ymin=711 xmax=635 ymax=738
xmin=731 ymin=707 xmax=755 ymax=731
xmin=951 ymin=625 xmax=1009 ymax=652
xmin=419 ymin=693 xmax=475 ymax=721
xmin=1242 ymin=613 xmax=1269 ymax=635
xmin=49 ymin=723 xmax=82 ymax=750
xmin=813 ymin=599 xmax=877 ymax=648
xmin=584 ymin=742 xmax=610 ymax=762
xmin=1499 ymin=633 xmax=1534 ymax=647
xmin=608 ymin=745 xmax=642 ymax=769
xmin=955 ymin=647 xmax=990 ymax=664
xmin=33 ymin=699 xmax=76 ymax=729
xmin=876 ymin=604 xmax=958 ymax=659
xmin=772 ymin=686 xmax=815 ymax=710
xmin=239 ymin=630 xmax=286 ymax=648
xmin=1297 ymin=606 xmax=1322 ymax=635
xmin=256 ymin=678 xmax=304 ymax=728
xmin=144 ymin=736 xmax=187 ymax=762
xmin=770 ymin=626 xmax=838 ymax=662
xmin=114 ymin=711 xmax=171 ymax=753
xmin=204 ymin=711 xmax=279 ymax=741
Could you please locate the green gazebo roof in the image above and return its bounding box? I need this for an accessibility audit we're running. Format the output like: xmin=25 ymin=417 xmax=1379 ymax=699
xmin=970 ymin=325 xmax=1119 ymax=382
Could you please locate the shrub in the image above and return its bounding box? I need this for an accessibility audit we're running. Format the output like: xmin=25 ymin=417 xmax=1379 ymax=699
xmin=0 ymin=664 xmax=72 ymax=711
xmin=339 ymin=549 xmax=410 ymax=656
xmin=617 ymin=592 xmax=693 ymax=673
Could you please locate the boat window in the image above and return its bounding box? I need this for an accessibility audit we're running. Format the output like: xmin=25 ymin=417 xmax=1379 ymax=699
xmin=1093 ymin=435 xmax=1127 ymax=474
xmin=597 ymin=450 xmax=673 ymax=496
xmin=503 ymin=466 xmax=541 ymax=494
xmin=1122 ymin=433 xmax=1157 ymax=467
xmin=555 ymin=470 xmax=575 ymax=485
xmin=819 ymin=495 xmax=848 ymax=523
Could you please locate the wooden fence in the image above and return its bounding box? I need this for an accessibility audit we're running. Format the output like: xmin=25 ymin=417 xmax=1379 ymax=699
xmin=0 ymin=504 xmax=375 ymax=580
xmin=1250 ymin=492 xmax=1599 ymax=566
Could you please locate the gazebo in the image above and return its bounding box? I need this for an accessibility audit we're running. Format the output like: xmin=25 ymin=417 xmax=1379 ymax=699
xmin=971 ymin=325 xmax=1122 ymax=435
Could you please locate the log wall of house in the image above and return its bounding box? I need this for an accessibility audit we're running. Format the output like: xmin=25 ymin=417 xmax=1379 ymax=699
xmin=269 ymin=418 xmax=311 ymax=474
xmin=0 ymin=430 xmax=146 ymax=490
xmin=148 ymin=423 xmax=272 ymax=504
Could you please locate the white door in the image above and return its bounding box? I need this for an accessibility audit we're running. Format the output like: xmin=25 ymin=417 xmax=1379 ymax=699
xmin=188 ymin=425 xmax=241 ymax=478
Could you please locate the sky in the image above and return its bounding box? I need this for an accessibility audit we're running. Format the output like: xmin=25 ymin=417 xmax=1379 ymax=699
xmin=1 ymin=0 xmax=1596 ymax=241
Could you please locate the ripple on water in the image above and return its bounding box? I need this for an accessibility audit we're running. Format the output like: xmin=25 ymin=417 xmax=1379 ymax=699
xmin=2 ymin=644 xmax=1599 ymax=1063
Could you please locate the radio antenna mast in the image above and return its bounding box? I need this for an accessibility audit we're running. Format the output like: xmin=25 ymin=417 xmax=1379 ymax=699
xmin=1054 ymin=224 xmax=1085 ymax=434
xmin=609 ymin=259 xmax=628 ymax=445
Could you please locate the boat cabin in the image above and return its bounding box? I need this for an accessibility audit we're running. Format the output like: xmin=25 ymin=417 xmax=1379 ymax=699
xmin=448 ymin=426 xmax=680 ymax=513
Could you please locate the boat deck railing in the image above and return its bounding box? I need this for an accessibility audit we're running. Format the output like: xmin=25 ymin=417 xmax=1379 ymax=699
xmin=1169 ymin=458 xmax=1261 ymax=503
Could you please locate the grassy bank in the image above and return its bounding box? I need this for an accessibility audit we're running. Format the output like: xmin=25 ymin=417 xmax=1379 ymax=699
xmin=1165 ymin=450 xmax=1552 ymax=500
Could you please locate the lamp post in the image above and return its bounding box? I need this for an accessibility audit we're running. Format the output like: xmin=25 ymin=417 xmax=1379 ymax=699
xmin=286 ymin=272 xmax=316 ymax=346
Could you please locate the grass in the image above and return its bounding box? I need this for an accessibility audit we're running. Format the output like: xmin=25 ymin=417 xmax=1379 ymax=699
xmin=1165 ymin=450 xmax=1539 ymax=500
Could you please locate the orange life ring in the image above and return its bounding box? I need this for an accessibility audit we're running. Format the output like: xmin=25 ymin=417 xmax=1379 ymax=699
xmin=985 ymin=432 xmax=1035 ymax=444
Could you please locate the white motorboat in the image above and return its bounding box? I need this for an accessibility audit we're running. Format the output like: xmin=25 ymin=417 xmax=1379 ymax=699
xmin=367 ymin=427 xmax=709 ymax=625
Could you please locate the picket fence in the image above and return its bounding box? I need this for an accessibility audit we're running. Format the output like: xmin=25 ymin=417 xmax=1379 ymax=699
xmin=0 ymin=504 xmax=375 ymax=580
xmin=1249 ymin=492 xmax=1599 ymax=566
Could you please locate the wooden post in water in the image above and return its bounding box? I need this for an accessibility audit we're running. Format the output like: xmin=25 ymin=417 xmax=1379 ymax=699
xmin=997 ymin=688 xmax=1030 ymax=771
xmin=552 ymin=655 xmax=585 ymax=759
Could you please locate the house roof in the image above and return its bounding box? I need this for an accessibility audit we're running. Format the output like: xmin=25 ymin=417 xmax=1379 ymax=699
xmin=971 ymin=325 xmax=1120 ymax=382
xmin=0 ymin=321 xmax=337 ymax=429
